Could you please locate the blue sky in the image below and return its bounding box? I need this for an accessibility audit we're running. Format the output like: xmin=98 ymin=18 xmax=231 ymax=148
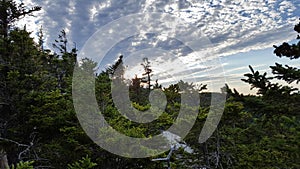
xmin=221 ymin=45 xmax=300 ymax=94
xmin=19 ymin=0 xmax=300 ymax=94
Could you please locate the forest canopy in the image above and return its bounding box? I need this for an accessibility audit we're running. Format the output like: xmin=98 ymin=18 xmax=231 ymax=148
xmin=0 ymin=1 xmax=299 ymax=168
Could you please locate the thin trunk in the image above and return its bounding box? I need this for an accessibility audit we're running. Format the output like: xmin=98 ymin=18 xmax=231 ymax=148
xmin=0 ymin=0 xmax=9 ymax=38
xmin=147 ymin=73 xmax=150 ymax=91
xmin=0 ymin=149 xmax=9 ymax=169
xmin=202 ymin=142 xmax=210 ymax=168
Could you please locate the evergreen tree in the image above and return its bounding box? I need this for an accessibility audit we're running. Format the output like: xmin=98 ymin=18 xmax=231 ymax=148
xmin=140 ymin=57 xmax=152 ymax=90
xmin=0 ymin=0 xmax=41 ymax=38
xmin=271 ymin=20 xmax=300 ymax=84
xmin=238 ymin=19 xmax=300 ymax=168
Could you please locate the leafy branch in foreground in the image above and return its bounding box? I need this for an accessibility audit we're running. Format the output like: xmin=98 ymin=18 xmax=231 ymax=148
xmin=11 ymin=161 xmax=34 ymax=169
xmin=67 ymin=156 xmax=97 ymax=169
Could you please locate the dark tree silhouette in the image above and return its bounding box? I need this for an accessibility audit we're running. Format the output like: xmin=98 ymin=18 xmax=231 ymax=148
xmin=141 ymin=57 xmax=153 ymax=90
xmin=0 ymin=0 xmax=41 ymax=37
xmin=271 ymin=19 xmax=300 ymax=84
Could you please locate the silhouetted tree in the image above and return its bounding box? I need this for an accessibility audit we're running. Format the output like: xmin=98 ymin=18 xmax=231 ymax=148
xmin=141 ymin=57 xmax=153 ymax=90
xmin=271 ymin=19 xmax=300 ymax=84
xmin=0 ymin=0 xmax=41 ymax=38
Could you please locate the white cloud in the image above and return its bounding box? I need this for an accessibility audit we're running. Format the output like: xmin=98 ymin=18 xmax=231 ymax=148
xmin=25 ymin=0 xmax=299 ymax=53
xmin=18 ymin=0 xmax=300 ymax=93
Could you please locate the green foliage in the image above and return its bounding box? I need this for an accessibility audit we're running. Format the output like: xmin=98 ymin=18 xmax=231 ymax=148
xmin=1 ymin=1 xmax=300 ymax=168
xmin=67 ymin=156 xmax=97 ymax=169
xmin=237 ymin=19 xmax=300 ymax=169
xmin=11 ymin=161 xmax=34 ymax=169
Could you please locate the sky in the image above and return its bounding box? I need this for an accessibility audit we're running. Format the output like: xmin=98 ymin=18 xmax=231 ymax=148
xmin=18 ymin=0 xmax=300 ymax=94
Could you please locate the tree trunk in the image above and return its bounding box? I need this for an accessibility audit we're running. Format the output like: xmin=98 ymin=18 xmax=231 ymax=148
xmin=147 ymin=73 xmax=151 ymax=91
xmin=0 ymin=149 xmax=9 ymax=169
